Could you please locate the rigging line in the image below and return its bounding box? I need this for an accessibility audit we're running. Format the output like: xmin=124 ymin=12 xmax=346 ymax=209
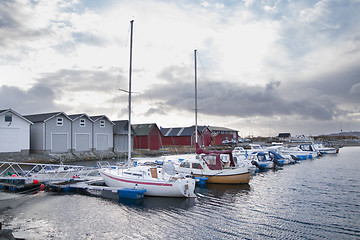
xmin=197 ymin=52 xmax=224 ymax=122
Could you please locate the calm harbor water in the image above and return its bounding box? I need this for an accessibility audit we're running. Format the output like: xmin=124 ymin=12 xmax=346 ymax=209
xmin=1 ymin=147 xmax=359 ymax=239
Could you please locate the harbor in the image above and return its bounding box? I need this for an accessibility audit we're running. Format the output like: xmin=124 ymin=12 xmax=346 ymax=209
xmin=1 ymin=146 xmax=359 ymax=239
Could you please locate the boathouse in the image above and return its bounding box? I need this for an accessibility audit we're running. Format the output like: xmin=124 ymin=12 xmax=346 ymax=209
xmin=24 ymin=112 xmax=72 ymax=153
xmin=207 ymin=126 xmax=239 ymax=145
xmin=160 ymin=126 xmax=202 ymax=146
xmin=90 ymin=115 xmax=114 ymax=152
xmin=197 ymin=126 xmax=212 ymax=146
xmin=132 ymin=123 xmax=162 ymax=150
xmin=0 ymin=109 xmax=33 ymax=155
xmin=68 ymin=113 xmax=94 ymax=152
xmin=113 ymin=120 xmax=135 ymax=152
xmin=278 ymin=133 xmax=291 ymax=141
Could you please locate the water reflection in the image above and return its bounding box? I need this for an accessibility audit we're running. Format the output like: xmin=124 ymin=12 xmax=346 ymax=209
xmin=197 ymin=183 xmax=250 ymax=197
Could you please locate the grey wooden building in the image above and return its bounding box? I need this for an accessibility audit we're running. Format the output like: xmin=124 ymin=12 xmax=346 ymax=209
xmin=0 ymin=109 xmax=33 ymax=155
xmin=112 ymin=120 xmax=135 ymax=153
xmin=68 ymin=113 xmax=94 ymax=152
xmin=24 ymin=112 xmax=72 ymax=153
xmin=90 ymin=115 xmax=114 ymax=151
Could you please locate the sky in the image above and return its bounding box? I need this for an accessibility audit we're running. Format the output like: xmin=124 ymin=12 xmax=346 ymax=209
xmin=1 ymin=0 xmax=360 ymax=137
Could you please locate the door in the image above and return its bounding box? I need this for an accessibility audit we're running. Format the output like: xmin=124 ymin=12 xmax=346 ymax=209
xmin=96 ymin=134 xmax=108 ymax=150
xmin=52 ymin=133 xmax=68 ymax=152
xmin=75 ymin=134 xmax=90 ymax=151
xmin=0 ymin=128 xmax=20 ymax=152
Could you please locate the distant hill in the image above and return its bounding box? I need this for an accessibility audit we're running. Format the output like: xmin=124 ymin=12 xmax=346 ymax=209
xmin=328 ymin=131 xmax=360 ymax=138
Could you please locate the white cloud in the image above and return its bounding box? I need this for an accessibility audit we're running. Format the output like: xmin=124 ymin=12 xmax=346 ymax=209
xmin=299 ymin=0 xmax=330 ymax=23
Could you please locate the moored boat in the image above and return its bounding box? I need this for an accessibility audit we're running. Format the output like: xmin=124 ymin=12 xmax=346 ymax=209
xmin=99 ymin=163 xmax=196 ymax=197
xmin=313 ymin=143 xmax=339 ymax=154
xmin=98 ymin=20 xmax=196 ymax=198
xmin=175 ymin=144 xmax=251 ymax=184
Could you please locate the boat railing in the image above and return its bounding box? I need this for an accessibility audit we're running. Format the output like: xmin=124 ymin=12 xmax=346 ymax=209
xmin=0 ymin=161 xmax=98 ymax=182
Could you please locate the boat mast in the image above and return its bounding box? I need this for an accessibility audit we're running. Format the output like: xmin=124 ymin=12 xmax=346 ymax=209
xmin=194 ymin=49 xmax=198 ymax=144
xmin=128 ymin=20 xmax=134 ymax=163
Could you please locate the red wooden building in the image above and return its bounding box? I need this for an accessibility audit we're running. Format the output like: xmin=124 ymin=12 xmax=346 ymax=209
xmin=207 ymin=126 xmax=239 ymax=145
xmin=160 ymin=126 xmax=202 ymax=146
xmin=197 ymin=126 xmax=212 ymax=146
xmin=132 ymin=123 xmax=162 ymax=150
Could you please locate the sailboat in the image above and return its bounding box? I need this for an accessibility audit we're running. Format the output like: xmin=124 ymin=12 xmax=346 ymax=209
xmin=99 ymin=20 xmax=196 ymax=197
xmin=175 ymin=50 xmax=251 ymax=184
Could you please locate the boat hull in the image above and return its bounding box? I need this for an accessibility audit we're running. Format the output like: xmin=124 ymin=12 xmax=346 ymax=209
xmin=99 ymin=169 xmax=196 ymax=198
xmin=193 ymin=172 xmax=250 ymax=184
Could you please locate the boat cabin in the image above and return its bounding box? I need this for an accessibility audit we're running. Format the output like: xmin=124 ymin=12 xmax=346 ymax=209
xmin=179 ymin=152 xmax=236 ymax=171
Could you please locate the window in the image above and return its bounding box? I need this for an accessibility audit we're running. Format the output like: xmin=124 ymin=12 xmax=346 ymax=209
xmin=57 ymin=117 xmax=63 ymax=126
xmin=100 ymin=120 xmax=105 ymax=127
xmin=180 ymin=161 xmax=190 ymax=168
xmin=80 ymin=119 xmax=85 ymax=127
xmin=5 ymin=114 xmax=12 ymax=122
xmin=192 ymin=163 xmax=203 ymax=169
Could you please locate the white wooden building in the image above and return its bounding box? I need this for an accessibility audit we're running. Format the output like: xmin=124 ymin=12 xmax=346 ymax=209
xmin=0 ymin=109 xmax=33 ymax=154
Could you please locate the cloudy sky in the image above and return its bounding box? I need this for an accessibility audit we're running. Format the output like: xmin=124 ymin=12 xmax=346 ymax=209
xmin=1 ymin=0 xmax=359 ymax=137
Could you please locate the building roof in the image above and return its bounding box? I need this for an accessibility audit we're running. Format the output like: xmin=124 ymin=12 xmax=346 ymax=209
xmin=24 ymin=111 xmax=71 ymax=123
xmin=113 ymin=120 xmax=135 ymax=135
xmin=68 ymin=113 xmax=93 ymax=122
xmin=160 ymin=126 xmax=199 ymax=137
xmin=278 ymin=133 xmax=291 ymax=138
xmin=0 ymin=108 xmax=33 ymax=124
xmin=197 ymin=126 xmax=211 ymax=132
xmin=207 ymin=126 xmax=238 ymax=132
xmin=89 ymin=115 xmax=115 ymax=125
xmin=132 ymin=123 xmax=159 ymax=136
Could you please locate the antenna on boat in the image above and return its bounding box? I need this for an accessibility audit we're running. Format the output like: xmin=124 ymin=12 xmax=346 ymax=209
xmin=194 ymin=49 xmax=198 ymax=145
xmin=128 ymin=20 xmax=134 ymax=164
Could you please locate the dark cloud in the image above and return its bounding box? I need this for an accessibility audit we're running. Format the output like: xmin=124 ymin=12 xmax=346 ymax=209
xmin=0 ymin=1 xmax=20 ymax=29
xmin=283 ymin=64 xmax=360 ymax=105
xmin=0 ymin=85 xmax=57 ymax=114
xmin=0 ymin=67 xmax=128 ymax=115
xmin=142 ymin=65 xmax=349 ymax=121
xmin=0 ymin=1 xmax=51 ymax=49
xmin=36 ymin=68 xmax=126 ymax=93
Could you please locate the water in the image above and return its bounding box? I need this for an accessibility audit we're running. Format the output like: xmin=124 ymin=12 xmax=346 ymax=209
xmin=1 ymin=147 xmax=359 ymax=239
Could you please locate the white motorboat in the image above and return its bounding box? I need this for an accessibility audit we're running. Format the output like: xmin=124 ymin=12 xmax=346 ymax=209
xmin=313 ymin=143 xmax=339 ymax=154
xmin=99 ymin=163 xmax=196 ymax=197
xmin=275 ymin=145 xmax=318 ymax=160
xmin=175 ymin=144 xmax=251 ymax=184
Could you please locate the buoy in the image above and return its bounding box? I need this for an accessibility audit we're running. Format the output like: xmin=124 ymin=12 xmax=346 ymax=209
xmin=33 ymin=179 xmax=39 ymax=184
xmin=40 ymin=184 xmax=45 ymax=191
xmin=11 ymin=174 xmax=17 ymax=177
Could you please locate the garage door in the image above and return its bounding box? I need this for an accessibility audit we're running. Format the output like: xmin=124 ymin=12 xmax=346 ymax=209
xmin=96 ymin=134 xmax=108 ymax=150
xmin=52 ymin=134 xmax=68 ymax=152
xmin=0 ymin=128 xmax=20 ymax=153
xmin=75 ymin=134 xmax=90 ymax=151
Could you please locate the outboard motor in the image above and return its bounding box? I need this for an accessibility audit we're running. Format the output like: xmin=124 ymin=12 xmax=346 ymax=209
xmin=251 ymin=160 xmax=265 ymax=171
xmin=269 ymin=151 xmax=284 ymax=167
xmin=272 ymin=157 xmax=284 ymax=167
